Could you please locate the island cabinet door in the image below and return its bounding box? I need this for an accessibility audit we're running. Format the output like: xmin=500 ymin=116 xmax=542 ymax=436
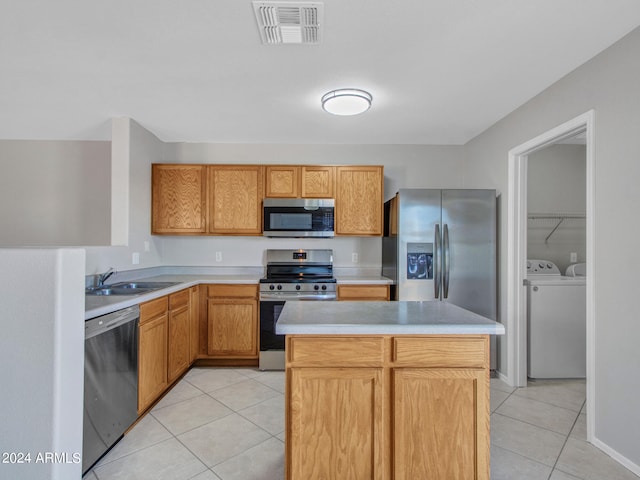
xmin=287 ymin=367 xmax=386 ymax=480
xmin=392 ymin=368 xmax=490 ymax=480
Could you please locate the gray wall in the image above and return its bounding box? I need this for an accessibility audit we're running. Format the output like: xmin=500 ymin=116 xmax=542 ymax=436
xmin=0 ymin=140 xmax=110 ymax=246
xmin=464 ymin=27 xmax=640 ymax=468
xmin=85 ymin=119 xmax=165 ymax=277
xmin=527 ymin=144 xmax=586 ymax=272
xmin=0 ymin=248 xmax=85 ymax=480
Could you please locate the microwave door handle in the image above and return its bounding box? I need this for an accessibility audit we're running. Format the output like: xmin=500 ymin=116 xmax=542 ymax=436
xmin=434 ymin=223 xmax=441 ymax=299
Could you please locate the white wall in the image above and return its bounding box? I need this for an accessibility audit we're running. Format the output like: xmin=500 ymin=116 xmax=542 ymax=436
xmin=159 ymin=143 xmax=465 ymax=269
xmin=527 ymin=144 xmax=586 ymax=272
xmin=464 ymin=26 xmax=640 ymax=470
xmin=0 ymin=140 xmax=110 ymax=246
xmin=0 ymin=248 xmax=85 ymax=480
xmin=84 ymin=119 xmax=165 ymax=278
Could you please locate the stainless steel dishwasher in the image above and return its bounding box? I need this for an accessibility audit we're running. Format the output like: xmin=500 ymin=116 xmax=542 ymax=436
xmin=83 ymin=305 xmax=139 ymax=474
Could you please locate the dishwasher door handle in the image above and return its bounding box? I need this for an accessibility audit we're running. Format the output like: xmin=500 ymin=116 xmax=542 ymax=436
xmin=85 ymin=305 xmax=140 ymax=340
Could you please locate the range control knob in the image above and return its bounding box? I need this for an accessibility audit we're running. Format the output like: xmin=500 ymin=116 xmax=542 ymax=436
xmin=313 ymin=285 xmax=320 ymax=290
xmin=269 ymin=284 xmax=275 ymax=291
xmin=547 ymin=263 xmax=553 ymax=269
xmin=277 ymin=284 xmax=283 ymax=290
xmin=295 ymin=284 xmax=301 ymax=291
xmin=321 ymin=285 xmax=327 ymax=290
xmin=539 ymin=263 xmax=545 ymax=269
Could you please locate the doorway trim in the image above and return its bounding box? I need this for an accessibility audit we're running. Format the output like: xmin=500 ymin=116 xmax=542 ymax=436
xmin=506 ymin=110 xmax=595 ymax=440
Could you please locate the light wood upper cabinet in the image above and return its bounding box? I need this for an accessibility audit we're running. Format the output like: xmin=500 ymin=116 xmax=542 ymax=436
xmin=388 ymin=194 xmax=398 ymax=236
xmin=151 ymin=163 xmax=382 ymax=236
xmin=335 ymin=165 xmax=383 ymax=236
xmin=208 ymin=165 xmax=263 ymax=235
xmin=265 ymin=165 xmax=335 ymax=199
xmin=265 ymin=165 xmax=299 ymax=198
xmin=301 ymin=165 xmax=334 ymax=198
xmin=152 ymin=164 xmax=207 ymax=234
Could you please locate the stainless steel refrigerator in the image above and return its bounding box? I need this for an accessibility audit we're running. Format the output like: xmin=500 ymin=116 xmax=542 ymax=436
xmin=382 ymin=189 xmax=497 ymax=321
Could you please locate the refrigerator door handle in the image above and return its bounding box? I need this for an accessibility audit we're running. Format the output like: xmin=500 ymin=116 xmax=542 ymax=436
xmin=443 ymin=223 xmax=450 ymax=298
xmin=434 ymin=223 xmax=441 ymax=299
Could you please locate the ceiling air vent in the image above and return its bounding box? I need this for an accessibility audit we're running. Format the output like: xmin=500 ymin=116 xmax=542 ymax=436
xmin=252 ymin=1 xmax=323 ymax=45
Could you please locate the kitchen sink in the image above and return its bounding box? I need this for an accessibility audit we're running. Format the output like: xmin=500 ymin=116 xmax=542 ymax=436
xmin=86 ymin=281 xmax=180 ymax=296
xmin=110 ymin=281 xmax=181 ymax=290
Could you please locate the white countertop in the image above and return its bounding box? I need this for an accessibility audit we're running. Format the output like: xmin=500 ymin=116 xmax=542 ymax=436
xmin=85 ymin=273 xmax=395 ymax=319
xmin=85 ymin=274 xmax=259 ymax=319
xmin=276 ymin=301 xmax=505 ymax=335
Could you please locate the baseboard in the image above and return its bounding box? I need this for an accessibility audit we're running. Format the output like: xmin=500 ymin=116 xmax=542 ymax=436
xmin=496 ymin=370 xmax=512 ymax=386
xmin=591 ymin=436 xmax=640 ymax=476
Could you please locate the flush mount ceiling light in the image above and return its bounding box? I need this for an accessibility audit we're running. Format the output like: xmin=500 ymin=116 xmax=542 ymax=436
xmin=321 ymin=89 xmax=372 ymax=116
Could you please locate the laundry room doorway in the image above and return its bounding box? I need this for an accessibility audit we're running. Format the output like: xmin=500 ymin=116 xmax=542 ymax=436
xmin=526 ymin=134 xmax=587 ymax=380
xmin=505 ymin=110 xmax=595 ymax=440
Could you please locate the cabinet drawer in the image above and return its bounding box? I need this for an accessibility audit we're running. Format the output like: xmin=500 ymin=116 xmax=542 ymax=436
xmin=337 ymin=284 xmax=390 ymax=301
xmin=169 ymin=289 xmax=189 ymax=310
xmin=393 ymin=336 xmax=488 ymax=368
xmin=288 ymin=336 xmax=385 ymax=366
xmin=207 ymin=284 xmax=257 ymax=299
xmin=140 ymin=296 xmax=168 ymax=324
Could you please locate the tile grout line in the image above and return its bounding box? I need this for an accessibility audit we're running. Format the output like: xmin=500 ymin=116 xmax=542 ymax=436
xmin=546 ymin=398 xmax=587 ymax=480
xmin=170 ymin=371 xmax=286 ymax=479
xmin=90 ymin=370 xmax=271 ymax=477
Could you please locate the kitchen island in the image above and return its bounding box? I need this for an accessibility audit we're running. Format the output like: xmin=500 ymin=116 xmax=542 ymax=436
xmin=276 ymin=301 xmax=505 ymax=480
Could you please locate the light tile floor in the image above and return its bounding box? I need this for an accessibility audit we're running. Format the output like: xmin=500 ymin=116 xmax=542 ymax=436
xmin=84 ymin=368 xmax=639 ymax=480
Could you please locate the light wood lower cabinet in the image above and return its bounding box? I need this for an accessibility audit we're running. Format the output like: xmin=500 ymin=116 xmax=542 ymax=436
xmin=206 ymin=284 xmax=258 ymax=359
xmin=289 ymin=367 xmax=385 ymax=479
xmin=167 ymin=289 xmax=190 ymax=383
xmin=189 ymin=285 xmax=200 ymax=363
xmin=138 ymin=297 xmax=169 ymax=413
xmin=337 ymin=284 xmax=390 ymax=301
xmin=393 ymin=368 xmax=487 ymax=479
xmin=139 ymin=288 xmax=195 ymax=413
xmin=285 ymin=335 xmax=490 ymax=480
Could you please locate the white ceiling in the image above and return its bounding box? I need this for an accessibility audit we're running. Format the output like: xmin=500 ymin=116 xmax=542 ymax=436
xmin=2 ymin=0 xmax=640 ymax=144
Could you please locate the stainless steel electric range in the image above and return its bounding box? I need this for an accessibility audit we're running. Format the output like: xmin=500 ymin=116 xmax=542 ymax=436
xmin=259 ymin=249 xmax=336 ymax=370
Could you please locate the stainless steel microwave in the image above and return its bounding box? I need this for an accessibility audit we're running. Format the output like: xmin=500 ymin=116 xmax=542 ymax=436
xmin=263 ymin=198 xmax=334 ymax=237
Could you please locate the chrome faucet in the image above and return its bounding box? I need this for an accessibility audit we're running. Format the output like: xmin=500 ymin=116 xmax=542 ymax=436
xmin=97 ymin=267 xmax=116 ymax=287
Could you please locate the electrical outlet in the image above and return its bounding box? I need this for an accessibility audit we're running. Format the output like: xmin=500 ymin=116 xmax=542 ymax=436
xmin=352 ymin=252 xmax=359 ymax=263
xmin=144 ymin=241 xmax=150 ymax=252
xmin=215 ymin=251 xmax=223 ymax=262
xmin=132 ymin=252 xmax=140 ymax=265
xmin=570 ymin=252 xmax=578 ymax=263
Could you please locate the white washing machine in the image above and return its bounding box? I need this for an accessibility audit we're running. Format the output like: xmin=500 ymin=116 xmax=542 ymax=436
xmin=526 ymin=260 xmax=586 ymax=379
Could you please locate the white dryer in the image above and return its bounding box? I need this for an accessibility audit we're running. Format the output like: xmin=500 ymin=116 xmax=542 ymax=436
xmin=526 ymin=259 xmax=586 ymax=379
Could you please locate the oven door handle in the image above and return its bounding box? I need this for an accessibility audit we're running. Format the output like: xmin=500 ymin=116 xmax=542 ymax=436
xmin=260 ymin=293 xmax=336 ymax=301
